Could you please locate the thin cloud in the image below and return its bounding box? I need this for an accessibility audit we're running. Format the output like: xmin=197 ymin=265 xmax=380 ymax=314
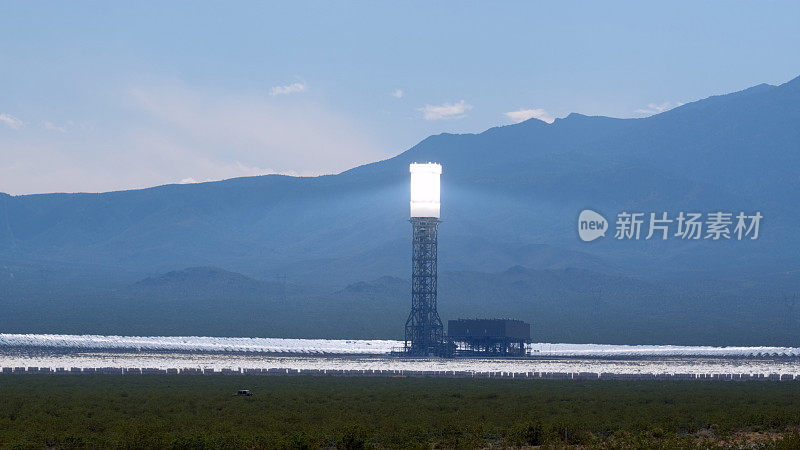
xmin=418 ymin=100 xmax=472 ymax=120
xmin=391 ymin=89 xmax=403 ymax=99
xmin=0 ymin=113 xmax=23 ymax=130
xmin=119 ymin=83 xmax=385 ymax=182
xmin=44 ymin=121 xmax=67 ymax=133
xmin=269 ymin=82 xmax=307 ymax=96
xmin=0 ymin=82 xmax=388 ymax=194
xmin=634 ymin=101 xmax=684 ymax=116
xmin=504 ymin=108 xmax=554 ymax=124
xmin=178 ymin=161 xmax=299 ymax=185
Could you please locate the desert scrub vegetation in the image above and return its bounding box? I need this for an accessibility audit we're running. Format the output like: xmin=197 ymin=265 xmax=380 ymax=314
xmin=0 ymin=375 xmax=798 ymax=448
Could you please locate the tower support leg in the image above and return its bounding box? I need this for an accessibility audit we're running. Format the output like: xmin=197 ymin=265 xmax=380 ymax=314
xmin=404 ymin=217 xmax=446 ymax=356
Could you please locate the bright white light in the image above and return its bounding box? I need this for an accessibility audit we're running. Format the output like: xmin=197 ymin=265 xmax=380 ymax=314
xmin=410 ymin=162 xmax=441 ymax=218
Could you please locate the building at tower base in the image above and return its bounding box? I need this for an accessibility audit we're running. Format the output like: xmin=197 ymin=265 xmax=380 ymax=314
xmin=448 ymin=319 xmax=531 ymax=356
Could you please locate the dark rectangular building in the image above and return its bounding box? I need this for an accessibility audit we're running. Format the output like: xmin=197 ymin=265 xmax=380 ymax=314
xmin=448 ymin=319 xmax=531 ymax=356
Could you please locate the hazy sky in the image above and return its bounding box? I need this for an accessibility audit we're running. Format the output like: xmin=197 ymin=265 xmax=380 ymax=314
xmin=1 ymin=1 xmax=799 ymax=194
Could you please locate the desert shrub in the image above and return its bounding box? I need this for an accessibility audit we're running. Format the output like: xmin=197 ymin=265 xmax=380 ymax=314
xmin=507 ymin=419 xmax=544 ymax=446
xmin=337 ymin=423 xmax=369 ymax=450
xmin=0 ymin=376 xmax=798 ymax=448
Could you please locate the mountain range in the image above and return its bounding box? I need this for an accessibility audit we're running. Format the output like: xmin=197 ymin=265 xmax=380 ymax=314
xmin=2 ymin=75 xmax=799 ymax=344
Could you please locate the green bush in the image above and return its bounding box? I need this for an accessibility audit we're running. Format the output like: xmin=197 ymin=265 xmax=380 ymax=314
xmin=508 ymin=420 xmax=544 ymax=446
xmin=0 ymin=375 xmax=798 ymax=448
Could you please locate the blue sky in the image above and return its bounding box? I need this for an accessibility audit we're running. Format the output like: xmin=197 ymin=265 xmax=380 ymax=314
xmin=1 ymin=1 xmax=799 ymax=194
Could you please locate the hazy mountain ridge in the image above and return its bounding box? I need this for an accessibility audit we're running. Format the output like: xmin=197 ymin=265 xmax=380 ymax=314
xmin=2 ymin=76 xmax=798 ymax=283
xmin=1 ymin=77 xmax=800 ymax=344
xmin=1 ymin=264 xmax=797 ymax=345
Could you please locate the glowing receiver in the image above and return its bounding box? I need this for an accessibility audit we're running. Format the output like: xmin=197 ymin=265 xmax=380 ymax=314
xmin=409 ymin=162 xmax=441 ymax=218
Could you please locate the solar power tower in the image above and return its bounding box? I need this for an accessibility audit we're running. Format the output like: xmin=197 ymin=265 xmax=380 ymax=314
xmin=404 ymin=163 xmax=447 ymax=356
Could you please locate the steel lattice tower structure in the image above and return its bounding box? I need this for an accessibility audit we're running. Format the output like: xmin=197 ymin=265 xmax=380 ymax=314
xmin=404 ymin=163 xmax=447 ymax=356
xmin=405 ymin=216 xmax=445 ymax=355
